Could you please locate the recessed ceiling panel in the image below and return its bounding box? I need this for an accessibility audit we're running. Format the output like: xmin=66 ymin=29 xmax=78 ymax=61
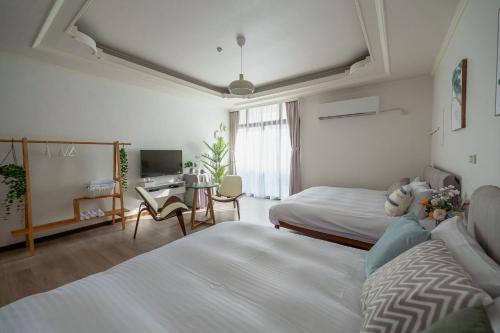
xmin=77 ymin=0 xmax=369 ymax=90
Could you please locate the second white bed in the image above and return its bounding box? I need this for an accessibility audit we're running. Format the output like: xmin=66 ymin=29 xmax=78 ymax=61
xmin=269 ymin=186 xmax=397 ymax=245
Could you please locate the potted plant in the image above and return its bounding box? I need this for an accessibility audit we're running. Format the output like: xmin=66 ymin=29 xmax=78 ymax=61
xmin=184 ymin=161 xmax=197 ymax=174
xmin=0 ymin=142 xmax=26 ymax=218
xmin=200 ymin=123 xmax=229 ymax=186
xmin=119 ymin=147 xmax=128 ymax=191
xmin=0 ymin=163 xmax=26 ymax=218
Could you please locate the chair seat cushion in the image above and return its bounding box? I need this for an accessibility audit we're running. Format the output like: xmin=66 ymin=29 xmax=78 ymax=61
xmin=212 ymin=195 xmax=237 ymax=202
xmin=159 ymin=202 xmax=188 ymax=219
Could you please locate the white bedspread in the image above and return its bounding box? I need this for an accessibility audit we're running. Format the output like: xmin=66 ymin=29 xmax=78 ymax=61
xmin=269 ymin=186 xmax=397 ymax=244
xmin=0 ymin=222 xmax=367 ymax=333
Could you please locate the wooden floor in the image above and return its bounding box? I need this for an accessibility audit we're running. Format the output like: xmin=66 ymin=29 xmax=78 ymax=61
xmin=0 ymin=197 xmax=277 ymax=307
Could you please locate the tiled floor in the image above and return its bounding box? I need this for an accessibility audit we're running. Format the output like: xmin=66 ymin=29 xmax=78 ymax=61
xmin=229 ymin=195 xmax=279 ymax=225
xmin=0 ymin=197 xmax=279 ymax=306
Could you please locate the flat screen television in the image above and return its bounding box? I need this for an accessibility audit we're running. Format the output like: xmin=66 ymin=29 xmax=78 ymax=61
xmin=140 ymin=150 xmax=182 ymax=178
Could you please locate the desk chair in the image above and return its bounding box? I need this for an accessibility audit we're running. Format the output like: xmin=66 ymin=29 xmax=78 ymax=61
xmin=207 ymin=175 xmax=244 ymax=220
xmin=134 ymin=187 xmax=188 ymax=239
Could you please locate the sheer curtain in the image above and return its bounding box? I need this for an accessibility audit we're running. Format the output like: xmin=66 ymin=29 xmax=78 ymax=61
xmin=285 ymin=100 xmax=301 ymax=195
xmin=235 ymin=103 xmax=291 ymax=199
xmin=228 ymin=111 xmax=239 ymax=175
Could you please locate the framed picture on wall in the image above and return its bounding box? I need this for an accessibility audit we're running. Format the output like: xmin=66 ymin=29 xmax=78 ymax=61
xmin=451 ymin=58 xmax=467 ymax=130
xmin=496 ymin=9 xmax=500 ymax=116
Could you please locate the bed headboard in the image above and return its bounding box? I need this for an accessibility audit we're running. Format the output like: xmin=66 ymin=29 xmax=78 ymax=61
xmin=467 ymin=185 xmax=500 ymax=265
xmin=422 ymin=165 xmax=461 ymax=191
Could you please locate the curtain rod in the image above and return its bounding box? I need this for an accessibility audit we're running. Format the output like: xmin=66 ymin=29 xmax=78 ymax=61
xmin=229 ymin=97 xmax=299 ymax=112
xmin=0 ymin=139 xmax=131 ymax=145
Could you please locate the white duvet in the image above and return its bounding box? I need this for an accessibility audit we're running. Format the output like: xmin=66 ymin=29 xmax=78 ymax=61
xmin=0 ymin=222 xmax=367 ymax=333
xmin=269 ymin=186 xmax=397 ymax=244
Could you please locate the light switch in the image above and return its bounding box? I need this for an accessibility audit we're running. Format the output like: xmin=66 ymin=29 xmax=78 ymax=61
xmin=468 ymin=154 xmax=477 ymax=164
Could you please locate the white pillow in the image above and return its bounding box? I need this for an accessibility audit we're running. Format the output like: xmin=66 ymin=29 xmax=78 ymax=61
xmin=409 ymin=178 xmax=429 ymax=190
xmin=410 ymin=177 xmax=430 ymax=188
xmin=385 ymin=185 xmax=413 ymax=216
xmin=432 ymin=216 xmax=500 ymax=298
xmin=408 ymin=182 xmax=432 ymax=219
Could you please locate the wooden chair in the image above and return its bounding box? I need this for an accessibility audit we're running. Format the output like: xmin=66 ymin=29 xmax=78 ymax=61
xmin=134 ymin=187 xmax=188 ymax=239
xmin=206 ymin=175 xmax=244 ymax=220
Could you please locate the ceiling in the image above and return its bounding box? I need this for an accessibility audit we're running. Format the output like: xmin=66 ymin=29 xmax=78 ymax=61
xmin=385 ymin=0 xmax=458 ymax=79
xmin=77 ymin=0 xmax=369 ymax=92
xmin=0 ymin=0 xmax=461 ymax=107
xmin=0 ymin=0 xmax=52 ymax=53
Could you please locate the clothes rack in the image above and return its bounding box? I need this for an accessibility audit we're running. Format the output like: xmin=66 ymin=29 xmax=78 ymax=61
xmin=0 ymin=138 xmax=131 ymax=255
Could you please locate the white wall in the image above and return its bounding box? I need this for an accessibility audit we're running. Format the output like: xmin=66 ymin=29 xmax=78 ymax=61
xmin=300 ymin=75 xmax=433 ymax=190
xmin=432 ymin=1 xmax=500 ymax=201
xmin=0 ymin=52 xmax=227 ymax=246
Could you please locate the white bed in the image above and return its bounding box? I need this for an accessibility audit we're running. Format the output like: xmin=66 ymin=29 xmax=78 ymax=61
xmin=269 ymin=166 xmax=461 ymax=249
xmin=0 ymin=222 xmax=367 ymax=333
xmin=269 ymin=186 xmax=395 ymax=246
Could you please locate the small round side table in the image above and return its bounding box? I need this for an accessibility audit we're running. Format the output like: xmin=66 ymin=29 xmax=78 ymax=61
xmin=185 ymin=182 xmax=218 ymax=229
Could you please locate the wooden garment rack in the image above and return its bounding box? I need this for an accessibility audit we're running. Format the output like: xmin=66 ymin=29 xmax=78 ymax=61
xmin=0 ymin=138 xmax=131 ymax=256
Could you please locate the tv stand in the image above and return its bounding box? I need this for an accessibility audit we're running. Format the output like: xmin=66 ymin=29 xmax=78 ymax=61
xmin=139 ymin=180 xmax=185 ymax=199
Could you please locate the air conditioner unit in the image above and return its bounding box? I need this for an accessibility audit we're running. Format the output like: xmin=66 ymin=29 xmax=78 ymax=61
xmin=318 ymin=96 xmax=380 ymax=120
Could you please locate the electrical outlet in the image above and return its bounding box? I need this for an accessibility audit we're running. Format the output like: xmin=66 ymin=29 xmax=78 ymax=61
xmin=468 ymin=154 xmax=477 ymax=164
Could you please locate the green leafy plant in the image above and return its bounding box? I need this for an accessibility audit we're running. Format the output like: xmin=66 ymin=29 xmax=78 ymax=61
xmin=119 ymin=147 xmax=128 ymax=191
xmin=184 ymin=161 xmax=197 ymax=168
xmin=200 ymin=123 xmax=229 ymax=185
xmin=0 ymin=164 xmax=26 ymax=217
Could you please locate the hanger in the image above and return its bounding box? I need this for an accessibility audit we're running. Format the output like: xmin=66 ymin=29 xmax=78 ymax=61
xmin=44 ymin=142 xmax=52 ymax=159
xmin=66 ymin=142 xmax=76 ymax=157
xmin=0 ymin=138 xmax=18 ymax=165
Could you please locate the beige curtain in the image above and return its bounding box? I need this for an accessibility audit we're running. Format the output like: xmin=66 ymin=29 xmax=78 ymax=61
xmin=228 ymin=111 xmax=239 ymax=175
xmin=285 ymin=101 xmax=301 ymax=195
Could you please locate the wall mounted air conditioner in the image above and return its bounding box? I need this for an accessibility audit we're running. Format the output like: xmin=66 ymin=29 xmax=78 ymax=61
xmin=318 ymin=96 xmax=380 ymax=120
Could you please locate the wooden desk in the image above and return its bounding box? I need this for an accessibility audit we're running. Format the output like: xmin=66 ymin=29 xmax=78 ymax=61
xmin=186 ymin=183 xmax=218 ymax=229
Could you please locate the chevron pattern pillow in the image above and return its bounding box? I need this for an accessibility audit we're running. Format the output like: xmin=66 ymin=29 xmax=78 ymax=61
xmin=361 ymin=240 xmax=492 ymax=333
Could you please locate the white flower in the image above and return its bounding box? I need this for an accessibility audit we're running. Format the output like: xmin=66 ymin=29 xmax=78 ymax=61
xmin=431 ymin=199 xmax=438 ymax=206
xmin=433 ymin=209 xmax=447 ymax=221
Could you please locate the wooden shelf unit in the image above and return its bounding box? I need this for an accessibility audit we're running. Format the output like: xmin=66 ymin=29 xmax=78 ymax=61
xmin=0 ymin=138 xmax=131 ymax=255
xmin=11 ymin=208 xmax=130 ymax=238
xmin=73 ymin=194 xmax=120 ymax=224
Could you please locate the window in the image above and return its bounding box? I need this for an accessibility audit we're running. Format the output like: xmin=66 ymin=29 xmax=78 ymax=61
xmin=235 ymin=103 xmax=291 ymax=199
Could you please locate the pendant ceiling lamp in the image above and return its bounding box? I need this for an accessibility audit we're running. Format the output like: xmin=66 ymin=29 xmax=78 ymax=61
xmin=228 ymin=35 xmax=255 ymax=96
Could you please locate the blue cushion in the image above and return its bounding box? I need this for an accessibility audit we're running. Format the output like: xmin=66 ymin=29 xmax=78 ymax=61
xmin=365 ymin=213 xmax=430 ymax=276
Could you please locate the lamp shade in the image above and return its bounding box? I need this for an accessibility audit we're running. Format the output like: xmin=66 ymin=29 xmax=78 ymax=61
xmin=228 ymin=74 xmax=255 ymax=96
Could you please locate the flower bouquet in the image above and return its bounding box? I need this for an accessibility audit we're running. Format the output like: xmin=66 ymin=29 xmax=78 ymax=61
xmin=421 ymin=185 xmax=460 ymax=225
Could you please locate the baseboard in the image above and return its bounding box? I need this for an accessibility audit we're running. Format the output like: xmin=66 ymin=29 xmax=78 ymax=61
xmin=0 ymin=219 xmax=117 ymax=252
xmin=0 ymin=210 xmax=183 ymax=253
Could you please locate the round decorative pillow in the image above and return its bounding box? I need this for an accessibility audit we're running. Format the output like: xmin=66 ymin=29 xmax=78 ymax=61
xmin=385 ymin=184 xmax=413 ymax=216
